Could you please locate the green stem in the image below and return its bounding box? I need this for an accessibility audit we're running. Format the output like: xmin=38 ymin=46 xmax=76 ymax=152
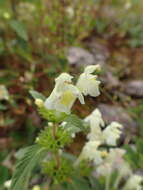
xmin=52 ymin=124 xmax=60 ymax=168
xmin=114 ymin=174 xmax=122 ymax=189
xmin=105 ymin=172 xmax=111 ymax=190
xmin=52 ymin=124 xmax=57 ymax=138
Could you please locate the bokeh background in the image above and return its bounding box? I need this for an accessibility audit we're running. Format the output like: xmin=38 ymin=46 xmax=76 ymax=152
xmin=0 ymin=0 xmax=143 ymax=189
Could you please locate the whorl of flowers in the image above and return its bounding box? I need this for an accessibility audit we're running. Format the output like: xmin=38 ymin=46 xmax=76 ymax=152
xmin=33 ymin=65 xmax=143 ymax=189
xmin=44 ymin=65 xmax=100 ymax=114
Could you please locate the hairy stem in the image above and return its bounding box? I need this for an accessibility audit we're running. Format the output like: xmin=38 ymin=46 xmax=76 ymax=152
xmin=52 ymin=124 xmax=61 ymax=168
xmin=52 ymin=124 xmax=57 ymax=138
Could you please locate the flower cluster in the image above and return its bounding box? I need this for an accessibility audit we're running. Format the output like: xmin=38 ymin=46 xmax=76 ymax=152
xmin=32 ymin=65 xmax=143 ymax=189
xmin=76 ymin=108 xmax=143 ymax=189
xmin=44 ymin=65 xmax=100 ymax=114
xmin=75 ymin=109 xmax=123 ymax=165
xmin=85 ymin=109 xmax=123 ymax=146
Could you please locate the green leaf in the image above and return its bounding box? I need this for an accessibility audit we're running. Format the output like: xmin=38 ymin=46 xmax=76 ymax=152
xmin=65 ymin=114 xmax=85 ymax=129
xmin=64 ymin=114 xmax=86 ymax=134
xmin=71 ymin=177 xmax=92 ymax=190
xmin=0 ymin=165 xmax=10 ymax=186
xmin=136 ymin=139 xmax=143 ymax=154
xmin=89 ymin=176 xmax=104 ymax=190
xmin=62 ymin=152 xmax=76 ymax=162
xmin=61 ymin=177 xmax=92 ymax=190
xmin=29 ymin=90 xmax=46 ymax=101
xmin=124 ymin=145 xmax=139 ymax=169
xmin=10 ymin=145 xmax=47 ymax=190
xmin=15 ymin=147 xmax=30 ymax=160
xmin=0 ymin=103 xmax=7 ymax=110
xmin=10 ymin=20 xmax=28 ymax=41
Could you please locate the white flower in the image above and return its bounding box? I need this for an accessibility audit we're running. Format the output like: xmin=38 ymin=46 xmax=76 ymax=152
xmin=96 ymin=149 xmax=123 ymax=176
xmin=108 ymin=149 xmax=131 ymax=177
xmin=71 ymin=133 xmax=76 ymax=138
xmin=85 ymin=109 xmax=104 ymax=141
xmin=85 ymin=109 xmax=123 ymax=145
xmin=44 ymin=73 xmax=84 ymax=114
xmin=48 ymin=122 xmax=54 ymax=127
xmin=96 ymin=162 xmax=111 ymax=176
xmin=106 ymin=148 xmax=127 ymax=171
xmin=103 ymin=122 xmax=123 ymax=146
xmin=0 ymin=85 xmax=9 ymax=100
xmin=32 ymin=185 xmax=41 ymax=190
xmin=77 ymin=141 xmax=103 ymax=165
xmin=119 ymin=161 xmax=132 ymax=178
xmin=123 ymin=174 xmax=143 ymax=190
xmin=4 ymin=180 xmax=11 ymax=188
xmin=124 ymin=2 xmax=132 ymax=10
xmin=66 ymin=6 xmax=74 ymax=18
xmin=96 ymin=148 xmax=131 ymax=177
xmin=35 ymin=137 xmax=39 ymax=143
xmin=35 ymin=98 xmax=44 ymax=107
xmin=61 ymin=121 xmax=67 ymax=127
xmin=76 ymin=65 xmax=101 ymax=97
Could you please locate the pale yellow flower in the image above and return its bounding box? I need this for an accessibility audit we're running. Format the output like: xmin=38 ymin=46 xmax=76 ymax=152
xmin=35 ymin=99 xmax=44 ymax=107
xmin=4 ymin=180 xmax=11 ymax=189
xmin=123 ymin=174 xmax=143 ymax=190
xmin=32 ymin=185 xmax=41 ymax=190
xmin=0 ymin=85 xmax=9 ymax=100
xmin=76 ymin=65 xmax=101 ymax=97
xmin=77 ymin=141 xmax=103 ymax=165
xmin=44 ymin=73 xmax=84 ymax=114
xmin=103 ymin=122 xmax=123 ymax=146
xmin=96 ymin=148 xmax=131 ymax=177
xmin=85 ymin=109 xmax=104 ymax=142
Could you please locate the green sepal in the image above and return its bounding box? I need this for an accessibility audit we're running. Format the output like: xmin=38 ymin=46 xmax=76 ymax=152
xmin=37 ymin=126 xmax=72 ymax=152
xmin=42 ymin=157 xmax=74 ymax=183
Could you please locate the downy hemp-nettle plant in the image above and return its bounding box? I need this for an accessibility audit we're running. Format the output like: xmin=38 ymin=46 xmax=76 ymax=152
xmin=10 ymin=65 xmax=143 ymax=190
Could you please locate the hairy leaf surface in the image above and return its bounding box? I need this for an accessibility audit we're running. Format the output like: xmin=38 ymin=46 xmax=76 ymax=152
xmin=10 ymin=145 xmax=47 ymax=190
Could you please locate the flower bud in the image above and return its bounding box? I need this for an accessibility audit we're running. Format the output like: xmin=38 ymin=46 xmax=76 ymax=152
xmin=48 ymin=122 xmax=53 ymax=127
xmin=35 ymin=99 xmax=44 ymax=107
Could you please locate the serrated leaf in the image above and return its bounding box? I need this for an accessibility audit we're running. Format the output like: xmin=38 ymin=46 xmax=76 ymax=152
xmin=29 ymin=90 xmax=46 ymax=101
xmin=10 ymin=20 xmax=28 ymax=41
xmin=10 ymin=145 xmax=47 ymax=190
xmin=65 ymin=114 xmax=85 ymax=129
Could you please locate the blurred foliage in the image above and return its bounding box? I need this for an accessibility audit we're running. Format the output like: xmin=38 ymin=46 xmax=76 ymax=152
xmin=0 ymin=0 xmax=143 ymax=189
xmin=125 ymin=139 xmax=143 ymax=170
xmin=125 ymin=101 xmax=143 ymax=172
xmin=0 ymin=0 xmax=96 ymax=59
xmin=129 ymin=101 xmax=143 ymax=136
xmin=95 ymin=0 xmax=143 ymax=47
